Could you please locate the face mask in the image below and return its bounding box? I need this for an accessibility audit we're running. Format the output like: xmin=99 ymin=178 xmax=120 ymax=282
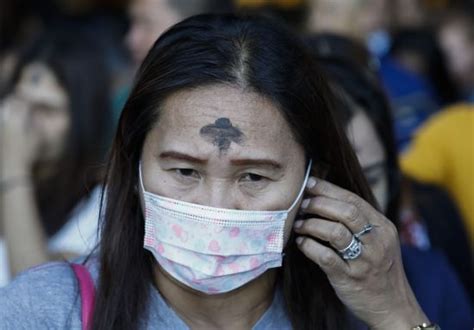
xmin=140 ymin=160 xmax=312 ymax=294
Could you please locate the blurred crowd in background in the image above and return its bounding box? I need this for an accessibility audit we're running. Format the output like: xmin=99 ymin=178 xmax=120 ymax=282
xmin=0 ymin=0 xmax=473 ymax=311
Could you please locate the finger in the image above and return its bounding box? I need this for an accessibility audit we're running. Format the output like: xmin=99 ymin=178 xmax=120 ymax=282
xmin=294 ymin=218 xmax=353 ymax=251
xmin=305 ymin=177 xmax=377 ymax=214
xmin=296 ymin=236 xmax=348 ymax=275
xmin=300 ymin=196 xmax=369 ymax=234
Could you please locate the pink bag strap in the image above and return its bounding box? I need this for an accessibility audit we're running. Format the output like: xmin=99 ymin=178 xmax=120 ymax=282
xmin=71 ymin=263 xmax=96 ymax=330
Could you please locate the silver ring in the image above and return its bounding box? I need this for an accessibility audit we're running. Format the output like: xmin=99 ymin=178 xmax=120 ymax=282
xmin=354 ymin=224 xmax=373 ymax=240
xmin=338 ymin=236 xmax=362 ymax=260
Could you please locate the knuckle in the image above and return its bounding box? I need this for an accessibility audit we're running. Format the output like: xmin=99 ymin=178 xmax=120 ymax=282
xmin=319 ymin=250 xmax=337 ymax=268
xmin=331 ymin=224 xmax=349 ymax=243
xmin=299 ymin=237 xmax=311 ymax=251
xmin=317 ymin=181 xmax=330 ymax=195
xmin=342 ymin=204 xmax=359 ymax=222
xmin=312 ymin=196 xmax=324 ymax=210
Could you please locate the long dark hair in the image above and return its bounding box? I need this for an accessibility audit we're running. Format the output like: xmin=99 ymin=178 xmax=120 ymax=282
xmin=305 ymin=34 xmax=401 ymax=224
xmin=95 ymin=14 xmax=376 ymax=330
xmin=4 ymin=30 xmax=111 ymax=236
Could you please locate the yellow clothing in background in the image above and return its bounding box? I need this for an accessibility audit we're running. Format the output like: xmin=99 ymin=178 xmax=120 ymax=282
xmin=401 ymin=104 xmax=474 ymax=246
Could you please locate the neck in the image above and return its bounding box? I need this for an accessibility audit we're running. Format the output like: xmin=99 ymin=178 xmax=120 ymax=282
xmin=154 ymin=265 xmax=277 ymax=330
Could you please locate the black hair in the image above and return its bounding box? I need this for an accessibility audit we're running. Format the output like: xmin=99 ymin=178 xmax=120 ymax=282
xmin=390 ymin=28 xmax=459 ymax=105
xmin=94 ymin=14 xmax=377 ymax=329
xmin=305 ymin=34 xmax=401 ymax=224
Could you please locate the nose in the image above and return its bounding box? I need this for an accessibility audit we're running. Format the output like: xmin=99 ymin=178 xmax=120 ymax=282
xmin=196 ymin=180 xmax=238 ymax=210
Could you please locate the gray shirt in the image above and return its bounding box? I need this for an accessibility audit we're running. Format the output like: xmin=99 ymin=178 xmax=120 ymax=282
xmin=0 ymin=258 xmax=292 ymax=329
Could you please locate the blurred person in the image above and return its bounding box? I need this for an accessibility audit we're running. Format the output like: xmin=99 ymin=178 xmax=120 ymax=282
xmin=304 ymin=0 xmax=442 ymax=152
xmin=390 ymin=28 xmax=458 ymax=106
xmin=0 ymin=30 xmax=112 ymax=285
xmin=401 ymin=103 xmax=474 ymax=249
xmin=125 ymin=0 xmax=233 ymax=67
xmin=0 ymin=14 xmax=439 ymax=329
xmin=112 ymin=0 xmax=233 ymax=122
xmin=384 ymin=28 xmax=458 ymax=151
xmin=306 ymin=33 xmax=474 ymax=310
xmin=235 ymin=0 xmax=308 ymax=30
xmin=0 ymin=0 xmax=47 ymax=93
xmin=437 ymin=9 xmax=474 ymax=103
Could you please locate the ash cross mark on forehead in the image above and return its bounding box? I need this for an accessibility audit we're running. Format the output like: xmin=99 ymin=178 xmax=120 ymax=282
xmin=199 ymin=118 xmax=245 ymax=154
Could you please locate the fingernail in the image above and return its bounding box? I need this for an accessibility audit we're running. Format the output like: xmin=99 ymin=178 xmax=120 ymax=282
xmin=293 ymin=220 xmax=303 ymax=229
xmin=306 ymin=177 xmax=316 ymax=189
xmin=301 ymin=198 xmax=310 ymax=209
xmin=296 ymin=237 xmax=304 ymax=245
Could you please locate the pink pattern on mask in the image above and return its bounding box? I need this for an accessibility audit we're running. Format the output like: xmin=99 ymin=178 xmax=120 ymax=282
xmin=229 ymin=227 xmax=240 ymax=237
xmin=157 ymin=243 xmax=165 ymax=254
xmin=228 ymin=262 xmax=240 ymax=272
xmin=172 ymin=224 xmax=189 ymax=242
xmin=208 ymin=240 xmax=221 ymax=252
xmin=250 ymin=257 xmax=261 ymax=268
xmin=266 ymin=233 xmax=278 ymax=244
xmin=172 ymin=224 xmax=183 ymax=237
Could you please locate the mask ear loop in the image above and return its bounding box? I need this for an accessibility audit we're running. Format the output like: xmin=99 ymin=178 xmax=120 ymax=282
xmin=287 ymin=159 xmax=313 ymax=212
xmin=138 ymin=162 xmax=147 ymax=194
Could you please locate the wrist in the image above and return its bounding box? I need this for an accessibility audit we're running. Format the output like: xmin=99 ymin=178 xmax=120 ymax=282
xmin=372 ymin=308 xmax=429 ymax=330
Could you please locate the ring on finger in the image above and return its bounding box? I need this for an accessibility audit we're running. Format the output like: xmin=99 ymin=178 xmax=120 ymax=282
xmin=354 ymin=223 xmax=373 ymax=240
xmin=338 ymin=236 xmax=362 ymax=260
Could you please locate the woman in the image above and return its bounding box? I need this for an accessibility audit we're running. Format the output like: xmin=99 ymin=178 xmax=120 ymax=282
xmin=0 ymin=15 xmax=433 ymax=329
xmin=0 ymin=30 xmax=111 ymax=283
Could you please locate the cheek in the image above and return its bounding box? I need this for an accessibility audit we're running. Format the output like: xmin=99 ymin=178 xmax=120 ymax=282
xmin=36 ymin=113 xmax=70 ymax=155
xmin=371 ymin=177 xmax=389 ymax=213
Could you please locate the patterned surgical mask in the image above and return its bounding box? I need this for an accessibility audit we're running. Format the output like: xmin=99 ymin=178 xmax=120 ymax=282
xmin=140 ymin=160 xmax=312 ymax=294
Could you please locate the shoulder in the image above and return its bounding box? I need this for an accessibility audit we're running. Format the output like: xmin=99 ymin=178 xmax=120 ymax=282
xmin=419 ymin=103 xmax=473 ymax=133
xmin=48 ymin=185 xmax=103 ymax=255
xmin=0 ymin=261 xmax=82 ymax=328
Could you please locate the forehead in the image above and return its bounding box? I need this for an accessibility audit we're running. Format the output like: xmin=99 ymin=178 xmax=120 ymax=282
xmin=150 ymin=85 xmax=300 ymax=160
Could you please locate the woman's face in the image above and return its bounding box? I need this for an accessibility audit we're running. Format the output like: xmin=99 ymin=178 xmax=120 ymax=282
xmin=346 ymin=109 xmax=389 ymax=212
xmin=140 ymin=85 xmax=307 ymax=240
xmin=14 ymin=63 xmax=70 ymax=162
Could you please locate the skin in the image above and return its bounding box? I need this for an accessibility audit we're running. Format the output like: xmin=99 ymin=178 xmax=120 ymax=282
xmin=438 ymin=22 xmax=474 ymax=92
xmin=140 ymin=85 xmax=428 ymax=329
xmin=346 ymin=110 xmax=388 ymax=211
xmin=126 ymin=0 xmax=182 ymax=65
xmin=0 ymin=63 xmax=70 ymax=274
xmin=306 ymin=0 xmax=389 ymax=39
xmin=199 ymin=118 xmax=245 ymax=154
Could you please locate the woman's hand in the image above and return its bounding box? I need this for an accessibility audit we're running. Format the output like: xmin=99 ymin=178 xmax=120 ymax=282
xmin=0 ymin=96 xmax=41 ymax=177
xmin=293 ymin=177 xmax=429 ymax=330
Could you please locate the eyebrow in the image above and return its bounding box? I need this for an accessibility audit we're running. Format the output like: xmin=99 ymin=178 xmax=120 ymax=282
xmin=230 ymin=158 xmax=283 ymax=170
xmin=159 ymin=151 xmax=207 ymax=164
xmin=158 ymin=151 xmax=282 ymax=169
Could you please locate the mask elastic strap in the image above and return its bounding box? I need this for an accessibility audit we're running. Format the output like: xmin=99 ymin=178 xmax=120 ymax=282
xmin=138 ymin=162 xmax=146 ymax=193
xmin=287 ymin=159 xmax=313 ymax=212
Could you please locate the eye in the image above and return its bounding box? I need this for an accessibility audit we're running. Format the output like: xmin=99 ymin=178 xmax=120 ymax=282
xmin=175 ymin=168 xmax=199 ymax=178
xmin=241 ymin=173 xmax=265 ymax=182
xmin=365 ymin=173 xmax=381 ymax=185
